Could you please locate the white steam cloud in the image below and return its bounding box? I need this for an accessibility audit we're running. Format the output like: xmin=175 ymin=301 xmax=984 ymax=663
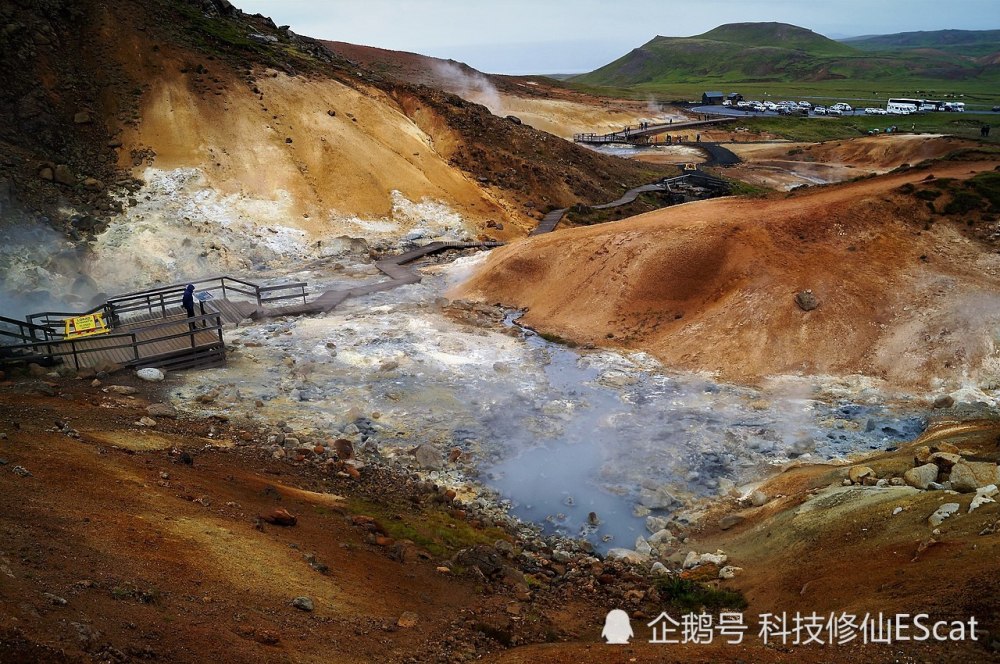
xmin=431 ymin=62 xmax=505 ymax=116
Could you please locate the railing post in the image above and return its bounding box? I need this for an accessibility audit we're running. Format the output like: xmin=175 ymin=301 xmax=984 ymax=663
xmin=159 ymin=293 xmax=166 ymax=318
xmin=133 ymin=334 xmax=140 ymax=362
xmin=221 ymin=279 xmax=227 ymax=300
xmin=71 ymin=340 xmax=79 ymax=369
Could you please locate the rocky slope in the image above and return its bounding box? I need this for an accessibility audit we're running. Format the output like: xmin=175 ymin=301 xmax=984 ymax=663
xmin=457 ymin=156 xmax=1000 ymax=390
xmin=0 ymin=0 xmax=670 ymax=308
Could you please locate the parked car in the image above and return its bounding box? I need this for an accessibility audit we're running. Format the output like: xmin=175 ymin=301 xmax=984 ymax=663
xmin=827 ymin=108 xmax=844 ymax=116
xmin=831 ymin=102 xmax=853 ymax=112
xmin=798 ymin=101 xmax=812 ymax=108
xmin=813 ymin=106 xmax=827 ymax=115
xmin=993 ymin=105 xmax=1000 ymax=112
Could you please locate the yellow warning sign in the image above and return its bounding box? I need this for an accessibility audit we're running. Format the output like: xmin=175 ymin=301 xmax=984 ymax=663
xmin=65 ymin=313 xmax=109 ymax=339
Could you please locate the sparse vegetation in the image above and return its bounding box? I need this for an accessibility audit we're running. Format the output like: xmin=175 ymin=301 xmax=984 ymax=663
xmin=345 ymin=498 xmax=508 ymax=558
xmin=654 ymin=576 xmax=748 ymax=612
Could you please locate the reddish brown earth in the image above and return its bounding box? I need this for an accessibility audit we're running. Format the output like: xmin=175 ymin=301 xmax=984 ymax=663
xmin=3 ymin=376 xmax=998 ymax=662
xmin=457 ymin=158 xmax=1000 ymax=388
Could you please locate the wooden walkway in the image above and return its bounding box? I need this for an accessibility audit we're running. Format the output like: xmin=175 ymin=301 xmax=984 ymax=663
xmin=1 ymin=243 xmax=505 ymax=372
xmin=7 ymin=310 xmax=226 ymax=371
xmin=531 ymin=173 xmax=730 ymax=235
xmin=255 ymin=241 xmax=503 ymax=319
xmin=574 ymin=117 xmax=738 ymax=145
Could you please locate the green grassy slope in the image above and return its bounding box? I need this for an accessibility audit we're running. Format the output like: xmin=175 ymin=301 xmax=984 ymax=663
xmin=572 ymin=22 xmax=1000 ymax=88
xmin=842 ymin=29 xmax=1000 ymax=58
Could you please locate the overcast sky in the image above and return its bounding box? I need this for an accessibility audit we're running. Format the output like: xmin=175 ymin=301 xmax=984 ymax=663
xmin=235 ymin=0 xmax=999 ymax=74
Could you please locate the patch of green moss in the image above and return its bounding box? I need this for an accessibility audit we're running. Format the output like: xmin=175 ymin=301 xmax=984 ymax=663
xmin=944 ymin=190 xmax=985 ymax=215
xmin=654 ymin=577 xmax=748 ymax=612
xmin=345 ymin=497 xmax=507 ymax=559
xmin=969 ymin=171 xmax=1000 ymax=210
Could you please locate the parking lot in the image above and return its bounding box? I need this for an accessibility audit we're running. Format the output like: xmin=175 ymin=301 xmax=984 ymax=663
xmin=690 ymin=103 xmax=998 ymax=118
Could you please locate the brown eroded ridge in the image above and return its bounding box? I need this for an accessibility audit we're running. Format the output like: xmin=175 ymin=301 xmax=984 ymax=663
xmin=457 ymin=159 xmax=1000 ymax=387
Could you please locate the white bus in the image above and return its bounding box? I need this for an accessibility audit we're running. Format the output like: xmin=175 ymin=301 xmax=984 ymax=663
xmin=887 ymin=98 xmax=921 ymax=114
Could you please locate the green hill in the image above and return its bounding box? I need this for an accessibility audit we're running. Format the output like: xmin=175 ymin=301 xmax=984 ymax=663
xmin=842 ymin=29 xmax=1000 ymax=57
xmin=572 ymin=22 xmax=999 ymax=88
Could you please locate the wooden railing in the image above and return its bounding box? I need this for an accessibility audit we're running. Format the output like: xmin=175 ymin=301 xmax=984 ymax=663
xmin=22 ymin=275 xmax=308 ymax=330
xmin=0 ymin=315 xmax=60 ymax=344
xmin=0 ymin=312 xmax=224 ymax=370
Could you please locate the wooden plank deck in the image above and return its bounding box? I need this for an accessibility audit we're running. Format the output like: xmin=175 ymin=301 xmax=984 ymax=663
xmin=45 ymin=313 xmax=222 ymax=370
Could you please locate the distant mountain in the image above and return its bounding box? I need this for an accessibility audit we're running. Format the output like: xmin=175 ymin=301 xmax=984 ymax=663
xmin=573 ymin=22 xmax=999 ymax=87
xmin=842 ymin=29 xmax=1000 ymax=57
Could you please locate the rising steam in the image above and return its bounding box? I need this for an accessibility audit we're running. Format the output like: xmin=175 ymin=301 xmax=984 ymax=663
xmin=431 ymin=61 xmax=505 ymax=116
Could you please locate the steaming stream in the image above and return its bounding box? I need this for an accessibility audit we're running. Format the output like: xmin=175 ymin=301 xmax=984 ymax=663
xmin=173 ymin=251 xmax=927 ymax=552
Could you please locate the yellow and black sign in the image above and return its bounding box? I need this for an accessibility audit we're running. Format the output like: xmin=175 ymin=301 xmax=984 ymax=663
xmin=65 ymin=313 xmax=109 ymax=339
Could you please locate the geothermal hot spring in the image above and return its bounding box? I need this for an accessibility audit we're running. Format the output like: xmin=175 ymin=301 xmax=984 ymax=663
xmin=173 ymin=250 xmax=926 ymax=552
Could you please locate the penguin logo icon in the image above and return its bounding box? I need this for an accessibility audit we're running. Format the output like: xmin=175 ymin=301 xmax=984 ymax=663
xmin=601 ymin=609 xmax=634 ymax=644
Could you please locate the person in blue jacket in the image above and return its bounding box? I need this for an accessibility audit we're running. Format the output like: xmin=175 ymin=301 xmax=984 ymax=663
xmin=181 ymin=284 xmax=196 ymax=330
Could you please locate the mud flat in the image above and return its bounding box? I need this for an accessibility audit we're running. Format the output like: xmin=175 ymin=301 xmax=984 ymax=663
xmin=172 ymin=252 xmax=934 ymax=554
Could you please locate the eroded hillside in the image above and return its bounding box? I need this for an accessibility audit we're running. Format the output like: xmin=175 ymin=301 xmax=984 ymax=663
xmin=0 ymin=0 xmax=670 ymax=302
xmin=457 ymin=158 xmax=1000 ymax=389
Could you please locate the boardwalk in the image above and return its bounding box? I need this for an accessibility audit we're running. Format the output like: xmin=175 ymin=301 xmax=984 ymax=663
xmin=574 ymin=117 xmax=739 ymax=145
xmin=531 ymin=172 xmax=730 ymax=235
xmin=261 ymin=241 xmax=503 ymax=318
xmin=5 ymin=310 xmax=226 ymax=371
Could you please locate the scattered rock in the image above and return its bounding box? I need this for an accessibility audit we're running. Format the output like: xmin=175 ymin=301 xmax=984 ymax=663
xmin=928 ymin=503 xmax=960 ymax=527
xmin=12 ymin=466 xmax=32 ymax=477
xmin=848 ymin=466 xmax=876 ymax=484
xmin=718 ymin=565 xmax=742 ymax=580
xmin=136 ymin=368 xmax=165 ymax=382
xmin=147 ymin=403 xmax=177 ymax=418
xmin=397 ymin=611 xmax=419 ymax=628
xmin=43 ymin=592 xmax=68 ymax=606
xmin=53 ymin=164 xmax=74 ymax=185
xmin=605 ymin=548 xmax=649 ymax=564
xmin=749 ymin=489 xmax=770 ymax=507
xmin=794 ymin=290 xmax=819 ymax=311
xmin=650 ymin=562 xmax=670 ymax=576
xmin=291 ymin=596 xmax=313 ymax=612
xmin=638 ymin=485 xmax=676 ymax=510
xmin=718 ymin=514 xmax=745 ymax=530
xmin=105 ymin=385 xmax=138 ymax=395
xmin=261 ymin=508 xmax=297 ymax=526
xmin=413 ymin=444 xmax=442 ymax=470
xmin=904 ymin=463 xmax=939 ymax=490
xmin=969 ymin=485 xmax=998 ymax=513
xmin=136 ymin=417 xmax=157 ymax=427
xmin=73 ymin=110 xmax=93 ymax=124
xmin=332 ymin=438 xmax=354 ymax=459
xmin=932 ymin=395 xmax=955 ymax=409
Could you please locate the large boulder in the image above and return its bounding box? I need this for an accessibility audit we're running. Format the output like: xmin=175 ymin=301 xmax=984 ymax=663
xmin=949 ymin=462 xmax=999 ymax=493
xmin=904 ymin=463 xmax=939 ymax=490
xmin=638 ymin=486 xmax=676 ymax=510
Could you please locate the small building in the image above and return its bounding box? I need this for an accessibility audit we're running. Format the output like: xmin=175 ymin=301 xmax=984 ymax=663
xmin=727 ymin=92 xmax=743 ymax=103
xmin=702 ymin=91 xmax=724 ymax=105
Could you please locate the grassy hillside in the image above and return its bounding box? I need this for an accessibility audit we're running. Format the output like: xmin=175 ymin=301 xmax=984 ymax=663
xmin=572 ymin=22 xmax=1000 ymax=89
xmin=842 ymin=29 xmax=1000 ymax=58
